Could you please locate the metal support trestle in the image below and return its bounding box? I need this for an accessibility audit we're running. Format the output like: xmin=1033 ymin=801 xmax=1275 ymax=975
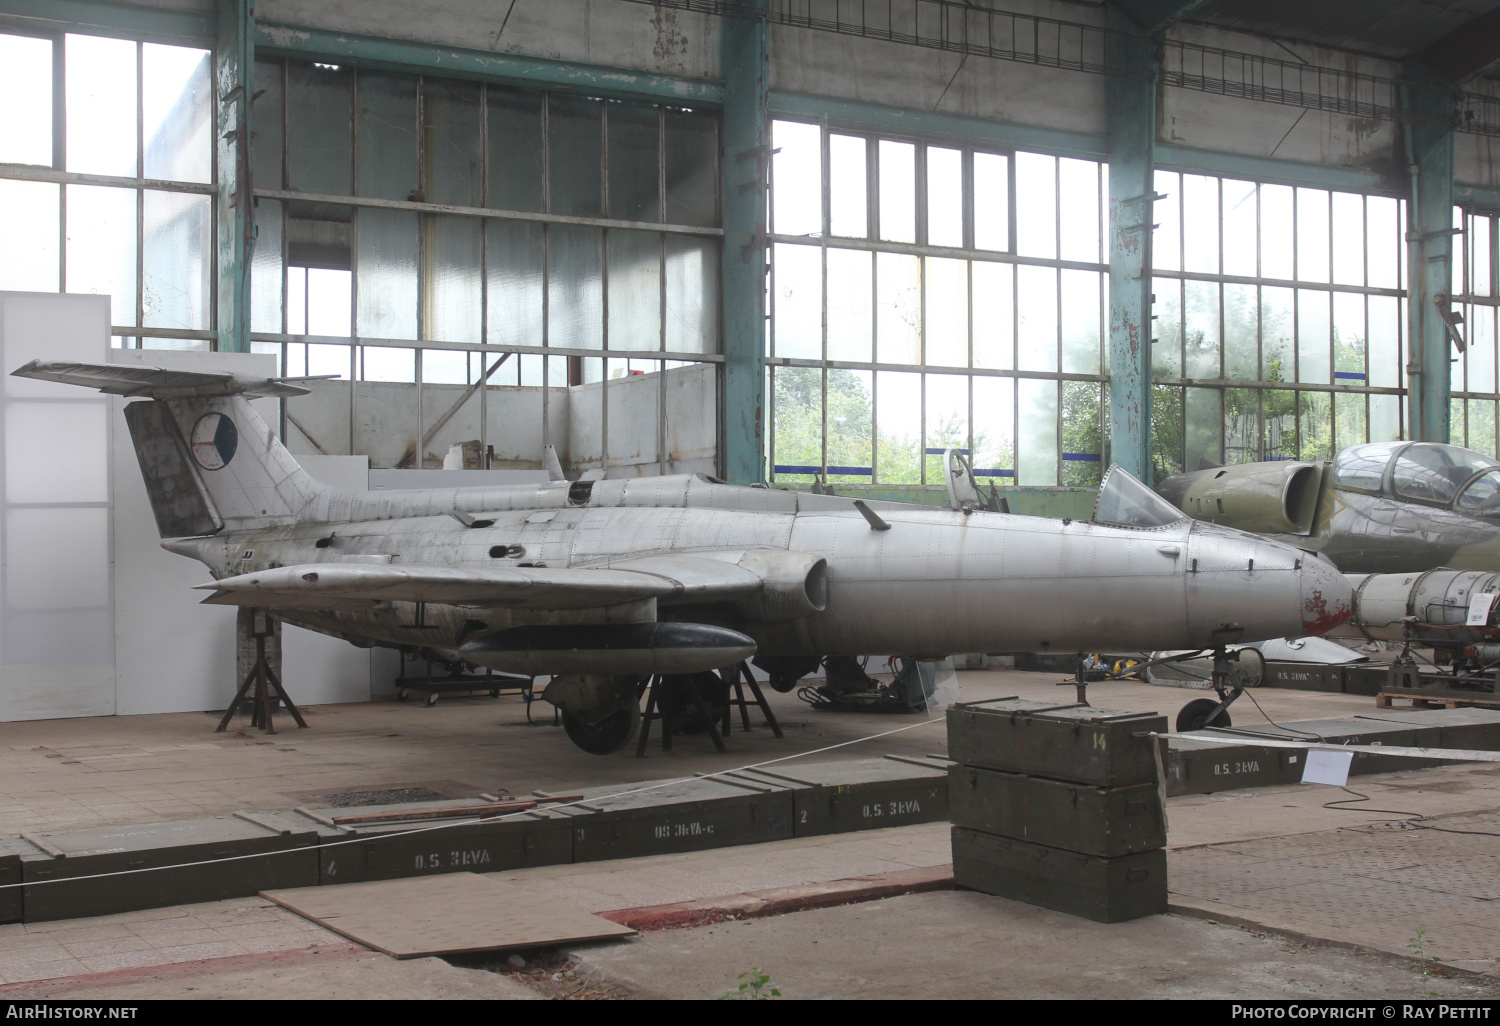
xmin=216 ymin=610 xmax=306 ymax=734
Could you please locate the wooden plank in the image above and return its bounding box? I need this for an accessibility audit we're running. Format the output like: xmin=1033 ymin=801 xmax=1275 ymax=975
xmin=261 ymin=873 xmax=634 ymax=958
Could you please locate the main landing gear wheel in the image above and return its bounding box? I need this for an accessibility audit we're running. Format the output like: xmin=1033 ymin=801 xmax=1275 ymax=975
xmin=562 ymin=702 xmax=641 ymax=755
xmin=1176 ymin=697 xmax=1232 ymax=732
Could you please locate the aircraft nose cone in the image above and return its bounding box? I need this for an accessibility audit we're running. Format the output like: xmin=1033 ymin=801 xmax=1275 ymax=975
xmin=1299 ymin=554 xmax=1353 ymax=635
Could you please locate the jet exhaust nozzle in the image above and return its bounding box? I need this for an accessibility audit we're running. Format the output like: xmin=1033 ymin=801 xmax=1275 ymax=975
xmin=459 ymin=621 xmax=757 ymax=676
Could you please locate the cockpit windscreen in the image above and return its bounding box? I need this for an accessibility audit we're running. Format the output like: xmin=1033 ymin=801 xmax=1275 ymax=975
xmin=1392 ymin=443 xmax=1499 ymax=506
xmin=1093 ymin=465 xmax=1188 ymax=529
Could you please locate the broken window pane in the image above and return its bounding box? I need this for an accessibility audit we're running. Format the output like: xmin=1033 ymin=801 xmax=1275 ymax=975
xmin=142 ymin=190 xmax=212 ymax=330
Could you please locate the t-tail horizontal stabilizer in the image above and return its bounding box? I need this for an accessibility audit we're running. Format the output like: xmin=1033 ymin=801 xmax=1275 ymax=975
xmin=10 ymin=360 xmax=316 ymax=399
xmin=12 ymin=359 xmax=335 ymax=533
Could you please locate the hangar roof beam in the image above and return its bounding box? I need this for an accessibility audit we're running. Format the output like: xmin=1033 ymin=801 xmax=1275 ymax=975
xmin=1409 ymin=6 xmax=1500 ymax=85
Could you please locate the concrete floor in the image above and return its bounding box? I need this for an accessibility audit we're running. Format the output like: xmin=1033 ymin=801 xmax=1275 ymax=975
xmin=570 ymin=890 xmax=1500 ymax=1001
xmin=0 ymin=670 xmax=1495 ymax=999
xmin=0 ymin=669 xmax=1376 ymax=836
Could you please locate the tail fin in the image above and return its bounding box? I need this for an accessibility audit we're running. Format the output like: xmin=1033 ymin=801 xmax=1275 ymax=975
xmin=12 ymin=360 xmax=338 ymax=535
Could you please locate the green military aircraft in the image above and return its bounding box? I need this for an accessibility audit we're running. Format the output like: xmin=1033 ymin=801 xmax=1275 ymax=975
xmin=1156 ymin=440 xmax=1500 ymax=574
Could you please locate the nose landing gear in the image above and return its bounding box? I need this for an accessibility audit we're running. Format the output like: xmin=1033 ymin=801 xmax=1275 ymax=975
xmin=1174 ymin=645 xmax=1264 ymax=732
xmin=1070 ymin=637 xmax=1262 ymax=734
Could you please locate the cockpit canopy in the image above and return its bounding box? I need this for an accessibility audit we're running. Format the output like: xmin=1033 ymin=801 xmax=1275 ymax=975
xmin=1094 ymin=465 xmax=1189 ymax=529
xmin=1332 ymin=440 xmax=1500 ymax=514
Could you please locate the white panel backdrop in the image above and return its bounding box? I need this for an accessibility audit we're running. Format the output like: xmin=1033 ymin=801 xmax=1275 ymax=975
xmin=0 ymin=292 xmax=115 ymax=721
xmin=0 ymin=293 xmax=396 ymax=722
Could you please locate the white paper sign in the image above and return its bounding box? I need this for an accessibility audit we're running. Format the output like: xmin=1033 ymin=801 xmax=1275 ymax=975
xmin=1468 ymin=592 xmax=1498 ymax=627
xmin=1301 ymin=749 xmax=1354 ymax=786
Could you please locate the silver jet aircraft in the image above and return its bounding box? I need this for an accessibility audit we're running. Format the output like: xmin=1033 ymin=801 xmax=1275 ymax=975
xmin=13 ymin=361 xmax=1353 ymax=753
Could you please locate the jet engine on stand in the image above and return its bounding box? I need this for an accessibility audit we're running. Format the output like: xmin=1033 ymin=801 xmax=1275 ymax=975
xmin=1328 ymin=569 xmax=1500 ymax=706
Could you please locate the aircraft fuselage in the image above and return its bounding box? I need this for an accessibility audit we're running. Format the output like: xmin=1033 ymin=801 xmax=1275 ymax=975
xmin=178 ymin=475 xmax=1348 ymax=660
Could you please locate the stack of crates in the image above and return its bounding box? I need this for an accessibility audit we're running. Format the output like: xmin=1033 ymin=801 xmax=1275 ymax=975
xmin=946 ymin=698 xmax=1170 ymax=923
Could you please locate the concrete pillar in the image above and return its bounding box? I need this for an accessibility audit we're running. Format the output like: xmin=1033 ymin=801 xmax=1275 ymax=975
xmin=1105 ymin=16 xmax=1159 ymax=481
xmin=719 ymin=1 xmax=770 ymax=484
xmin=215 ymin=0 xmax=253 ymax=354
xmin=1403 ymin=81 xmax=1457 ymax=443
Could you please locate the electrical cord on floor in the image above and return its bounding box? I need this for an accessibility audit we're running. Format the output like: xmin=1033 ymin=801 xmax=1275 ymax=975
xmin=1322 ymin=785 xmax=1425 ymax=821
xmin=1324 ymin=787 xmax=1500 ymax=836
xmin=1411 ymin=823 xmax=1500 ymax=838
xmin=1239 ymin=686 xmax=1328 ymax=742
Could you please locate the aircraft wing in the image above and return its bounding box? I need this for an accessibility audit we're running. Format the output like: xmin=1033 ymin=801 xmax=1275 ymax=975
xmin=195 ymin=563 xmax=679 ymax=610
xmin=196 ymin=550 xmax=822 ymax=616
xmin=597 ymin=552 xmax=764 ymax=601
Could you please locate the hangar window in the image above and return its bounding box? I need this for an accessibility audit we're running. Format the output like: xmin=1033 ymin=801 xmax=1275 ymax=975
xmin=767 ymin=120 xmax=1107 ymax=490
xmin=1151 ymin=173 xmax=1408 ymax=478
xmin=1452 ymin=209 xmax=1500 ymax=458
xmin=243 ymin=60 xmax=722 ymax=475
xmin=0 ymin=30 xmax=214 ymax=349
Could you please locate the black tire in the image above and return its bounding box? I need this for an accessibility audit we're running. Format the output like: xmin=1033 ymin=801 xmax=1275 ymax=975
xmin=1176 ymin=697 xmax=1231 ymax=732
xmin=424 ymin=693 xmax=439 ymax=707
xmin=562 ymin=703 xmax=641 ymax=755
xmin=396 ymin=689 xmax=409 ymax=702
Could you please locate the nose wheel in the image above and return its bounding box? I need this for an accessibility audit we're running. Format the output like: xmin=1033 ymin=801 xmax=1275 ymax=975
xmin=1066 ymin=636 xmax=1258 ymax=734
xmin=1176 ymin=696 xmax=1232 ymax=732
xmin=1174 ymin=644 xmax=1259 ymax=733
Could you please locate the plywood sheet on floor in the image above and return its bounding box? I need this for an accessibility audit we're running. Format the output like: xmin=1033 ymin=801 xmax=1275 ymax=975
xmin=261 ymin=873 xmax=635 ymax=958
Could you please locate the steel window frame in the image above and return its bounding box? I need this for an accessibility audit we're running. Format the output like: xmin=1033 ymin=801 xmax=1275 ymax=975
xmin=767 ymin=116 xmax=1110 ymax=489
xmin=0 ymin=25 xmax=220 ymax=348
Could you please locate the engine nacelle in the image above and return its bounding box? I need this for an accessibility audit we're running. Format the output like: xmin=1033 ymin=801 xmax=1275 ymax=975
xmin=1157 ymin=461 xmax=1324 ymax=536
xmin=734 ymin=550 xmax=828 ymax=621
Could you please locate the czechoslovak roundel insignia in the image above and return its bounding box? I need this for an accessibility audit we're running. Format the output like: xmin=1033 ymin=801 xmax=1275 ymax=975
xmin=190 ymin=413 xmax=238 ymax=471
